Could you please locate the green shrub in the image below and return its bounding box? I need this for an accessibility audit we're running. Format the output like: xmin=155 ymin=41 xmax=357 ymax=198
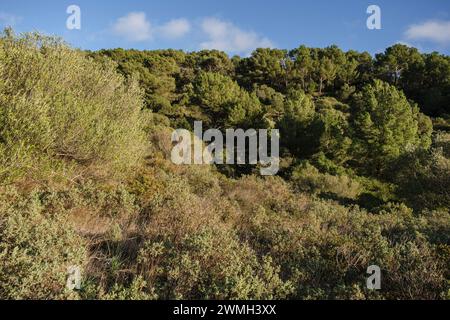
xmin=434 ymin=131 xmax=450 ymax=158
xmin=232 ymin=192 xmax=448 ymax=299
xmin=0 ymin=187 xmax=87 ymax=299
xmin=135 ymin=228 xmax=293 ymax=300
xmin=391 ymin=148 xmax=450 ymax=211
xmin=0 ymin=30 xmax=147 ymax=183
xmin=291 ymin=162 xmax=362 ymax=200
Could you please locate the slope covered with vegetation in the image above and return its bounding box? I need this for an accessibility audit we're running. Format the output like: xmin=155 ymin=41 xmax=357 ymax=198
xmin=0 ymin=30 xmax=449 ymax=300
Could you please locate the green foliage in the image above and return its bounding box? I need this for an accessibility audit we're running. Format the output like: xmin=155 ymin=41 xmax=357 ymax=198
xmin=0 ymin=31 xmax=147 ymax=182
xmin=390 ymin=148 xmax=450 ymax=211
xmin=375 ymin=44 xmax=423 ymax=85
xmin=376 ymin=45 xmax=450 ymax=116
xmin=350 ymin=80 xmax=432 ymax=175
xmin=313 ymin=98 xmax=352 ymax=164
xmin=187 ymin=50 xmax=235 ymax=76
xmin=135 ymin=229 xmax=293 ymax=300
xmin=279 ymin=90 xmax=317 ymax=157
xmin=226 ymin=176 xmax=448 ymax=300
xmin=192 ymin=72 xmax=264 ymax=128
xmin=253 ymin=84 xmax=285 ymax=121
xmin=291 ymin=162 xmax=362 ymax=200
xmin=237 ymin=48 xmax=290 ymax=92
xmin=0 ymin=188 xmax=87 ymax=299
xmin=0 ymin=29 xmax=449 ymax=300
xmin=90 ymin=48 xmax=183 ymax=111
xmin=279 ymin=94 xmax=353 ymax=168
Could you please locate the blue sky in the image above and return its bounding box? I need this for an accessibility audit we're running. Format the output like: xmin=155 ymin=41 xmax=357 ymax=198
xmin=0 ymin=0 xmax=449 ymax=55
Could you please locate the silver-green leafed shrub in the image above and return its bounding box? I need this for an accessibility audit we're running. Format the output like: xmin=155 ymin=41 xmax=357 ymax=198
xmin=0 ymin=30 xmax=147 ymax=182
xmin=0 ymin=188 xmax=87 ymax=299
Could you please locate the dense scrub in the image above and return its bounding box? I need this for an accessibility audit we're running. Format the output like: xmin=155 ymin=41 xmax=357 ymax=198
xmin=0 ymin=30 xmax=147 ymax=183
xmin=0 ymin=30 xmax=449 ymax=300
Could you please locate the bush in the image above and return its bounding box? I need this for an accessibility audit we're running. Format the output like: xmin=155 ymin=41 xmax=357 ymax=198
xmin=0 ymin=187 xmax=87 ymax=299
xmin=82 ymin=167 xmax=293 ymax=300
xmin=390 ymin=148 xmax=450 ymax=211
xmin=135 ymin=228 xmax=293 ymax=300
xmin=0 ymin=30 xmax=147 ymax=183
xmin=232 ymin=191 xmax=448 ymax=299
xmin=291 ymin=162 xmax=362 ymax=200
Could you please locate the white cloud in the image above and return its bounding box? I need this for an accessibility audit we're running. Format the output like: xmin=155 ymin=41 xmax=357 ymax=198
xmin=200 ymin=17 xmax=274 ymax=55
xmin=159 ymin=18 xmax=191 ymax=39
xmin=112 ymin=12 xmax=152 ymax=42
xmin=405 ymin=20 xmax=450 ymax=45
xmin=0 ymin=12 xmax=22 ymax=26
xmin=110 ymin=14 xmax=272 ymax=50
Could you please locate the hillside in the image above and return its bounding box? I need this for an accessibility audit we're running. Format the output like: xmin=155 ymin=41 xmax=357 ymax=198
xmin=0 ymin=30 xmax=449 ymax=300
